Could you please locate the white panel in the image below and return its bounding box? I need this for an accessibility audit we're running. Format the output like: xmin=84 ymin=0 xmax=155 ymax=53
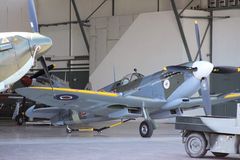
xmin=213 ymin=10 xmax=240 ymax=66
xmin=71 ymin=24 xmax=89 ymax=56
xmin=90 ymin=10 xmax=209 ymax=90
xmin=37 ymin=0 xmax=69 ymax=24
xmin=0 ymin=1 xmax=8 ymax=32
xmin=90 ymin=19 xmax=96 ymax=36
xmin=90 ymin=37 xmax=96 ymax=74
xmin=95 ymin=17 xmax=108 ymax=29
xmin=119 ymin=15 xmax=133 ymax=26
xmin=40 ymin=26 xmax=69 ymax=58
xmin=107 ymin=40 xmax=118 ymax=53
xmin=108 ymin=17 xmax=119 ymax=40
xmin=96 ymin=29 xmax=107 ymax=67
xmin=90 ymin=11 xmax=185 ymax=90
xmin=115 ymin=0 xmax=157 ymax=15
xmin=119 ymin=25 xmax=131 ymax=37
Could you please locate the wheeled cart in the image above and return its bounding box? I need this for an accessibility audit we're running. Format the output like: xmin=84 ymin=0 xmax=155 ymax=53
xmin=175 ymin=104 xmax=240 ymax=158
xmin=176 ymin=116 xmax=240 ymax=158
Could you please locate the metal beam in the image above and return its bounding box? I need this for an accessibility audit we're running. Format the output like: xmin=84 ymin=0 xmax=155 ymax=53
xmin=71 ymin=0 xmax=90 ymax=54
xmin=31 ymin=67 xmax=89 ymax=72
xmin=208 ymin=5 xmax=240 ymax=11
xmin=157 ymin=0 xmax=160 ymax=12
xmin=39 ymin=21 xmax=90 ymax=28
xmin=85 ymin=0 xmax=108 ymax=21
xmin=209 ymin=11 xmax=213 ymax=63
xmin=112 ymin=0 xmax=115 ymax=16
xmin=170 ymin=0 xmax=192 ymax=62
xmin=180 ymin=15 xmax=230 ymax=19
xmin=45 ymin=56 xmax=89 ymax=62
xmin=178 ymin=0 xmax=194 ymax=16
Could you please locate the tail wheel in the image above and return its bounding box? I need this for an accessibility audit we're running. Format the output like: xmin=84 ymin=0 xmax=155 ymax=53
xmin=139 ymin=120 xmax=154 ymax=138
xmin=185 ymin=133 xmax=207 ymax=158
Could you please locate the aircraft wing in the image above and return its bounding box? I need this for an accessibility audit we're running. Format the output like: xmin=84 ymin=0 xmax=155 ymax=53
xmin=181 ymin=92 xmax=240 ymax=109
xmin=16 ymin=87 xmax=166 ymax=118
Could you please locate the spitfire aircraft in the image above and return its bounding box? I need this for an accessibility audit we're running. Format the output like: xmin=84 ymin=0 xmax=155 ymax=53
xmin=16 ymin=20 xmax=240 ymax=138
xmin=0 ymin=0 xmax=52 ymax=92
xmin=16 ymin=61 xmax=240 ymax=137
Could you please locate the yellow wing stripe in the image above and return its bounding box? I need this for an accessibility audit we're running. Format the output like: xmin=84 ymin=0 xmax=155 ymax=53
xmin=30 ymin=87 xmax=118 ymax=97
xmin=224 ymin=93 xmax=240 ymax=99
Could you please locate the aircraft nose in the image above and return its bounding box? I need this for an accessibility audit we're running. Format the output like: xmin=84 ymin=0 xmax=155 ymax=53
xmin=31 ymin=34 xmax=52 ymax=59
xmin=192 ymin=61 xmax=214 ymax=79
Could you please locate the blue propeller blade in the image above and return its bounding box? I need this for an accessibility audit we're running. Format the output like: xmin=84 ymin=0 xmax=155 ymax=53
xmin=28 ymin=0 xmax=39 ymax=32
xmin=200 ymin=78 xmax=212 ymax=115
xmin=194 ymin=21 xmax=202 ymax=60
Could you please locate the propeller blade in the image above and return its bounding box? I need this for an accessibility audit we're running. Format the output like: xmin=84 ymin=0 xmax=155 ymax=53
xmin=212 ymin=66 xmax=240 ymax=74
xmin=28 ymin=0 xmax=39 ymax=32
xmin=30 ymin=64 xmax=55 ymax=79
xmin=39 ymin=57 xmax=53 ymax=88
xmin=200 ymin=77 xmax=212 ymax=115
xmin=194 ymin=21 xmax=202 ymax=60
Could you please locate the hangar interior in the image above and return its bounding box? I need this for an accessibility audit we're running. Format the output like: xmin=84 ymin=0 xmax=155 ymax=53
xmin=1 ymin=0 xmax=239 ymax=116
xmin=1 ymin=0 xmax=240 ymax=159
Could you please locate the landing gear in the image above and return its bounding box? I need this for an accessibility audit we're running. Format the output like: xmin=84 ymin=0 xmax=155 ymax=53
xmin=139 ymin=120 xmax=154 ymax=138
xmin=140 ymin=106 xmax=155 ymax=138
xmin=185 ymin=133 xmax=207 ymax=158
xmin=66 ymin=125 xmax=72 ymax=133
xmin=16 ymin=114 xmax=25 ymax=125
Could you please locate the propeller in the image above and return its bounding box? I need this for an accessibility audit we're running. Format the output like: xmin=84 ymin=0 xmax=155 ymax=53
xmin=194 ymin=21 xmax=202 ymax=61
xmin=31 ymin=64 xmax=55 ymax=79
xmin=200 ymin=78 xmax=211 ymax=115
xmin=28 ymin=0 xmax=53 ymax=88
xmin=28 ymin=0 xmax=39 ymax=33
xmin=194 ymin=21 xmax=212 ymax=115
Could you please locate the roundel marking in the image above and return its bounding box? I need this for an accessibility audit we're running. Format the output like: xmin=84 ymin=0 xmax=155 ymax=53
xmin=163 ymin=79 xmax=170 ymax=89
xmin=54 ymin=94 xmax=79 ymax=101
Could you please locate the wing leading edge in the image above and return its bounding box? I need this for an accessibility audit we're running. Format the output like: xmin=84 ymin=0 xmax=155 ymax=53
xmin=15 ymin=87 xmax=166 ymax=113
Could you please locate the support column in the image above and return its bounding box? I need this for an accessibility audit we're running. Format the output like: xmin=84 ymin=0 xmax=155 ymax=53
xmin=170 ymin=0 xmax=192 ymax=62
xmin=71 ymin=0 xmax=90 ymax=54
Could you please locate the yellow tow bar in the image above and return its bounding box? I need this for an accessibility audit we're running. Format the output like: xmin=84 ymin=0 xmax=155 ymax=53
xmin=66 ymin=119 xmax=135 ymax=133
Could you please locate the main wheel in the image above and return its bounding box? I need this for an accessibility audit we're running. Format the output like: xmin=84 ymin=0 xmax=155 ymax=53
xmin=66 ymin=126 xmax=72 ymax=133
xmin=139 ymin=120 xmax=154 ymax=138
xmin=212 ymin=152 xmax=228 ymax=158
xmin=185 ymin=133 xmax=207 ymax=158
xmin=16 ymin=115 xmax=24 ymax=126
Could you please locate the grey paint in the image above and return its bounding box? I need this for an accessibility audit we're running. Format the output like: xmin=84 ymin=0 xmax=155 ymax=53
xmin=210 ymin=73 xmax=240 ymax=117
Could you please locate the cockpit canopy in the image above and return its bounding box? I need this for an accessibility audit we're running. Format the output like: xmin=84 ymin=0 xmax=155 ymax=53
xmin=118 ymin=72 xmax=144 ymax=87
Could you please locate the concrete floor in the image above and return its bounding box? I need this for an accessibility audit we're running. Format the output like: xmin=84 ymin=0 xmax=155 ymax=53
xmin=0 ymin=120 xmax=239 ymax=160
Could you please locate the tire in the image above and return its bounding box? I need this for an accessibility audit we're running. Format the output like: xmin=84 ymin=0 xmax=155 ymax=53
xmin=139 ymin=120 xmax=154 ymax=138
xmin=185 ymin=133 xmax=207 ymax=158
xmin=212 ymin=152 xmax=228 ymax=158
xmin=66 ymin=126 xmax=72 ymax=133
xmin=16 ymin=115 xmax=24 ymax=126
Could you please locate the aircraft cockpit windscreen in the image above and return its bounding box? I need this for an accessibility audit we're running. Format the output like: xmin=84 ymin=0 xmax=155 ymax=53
xmin=120 ymin=73 xmax=144 ymax=86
